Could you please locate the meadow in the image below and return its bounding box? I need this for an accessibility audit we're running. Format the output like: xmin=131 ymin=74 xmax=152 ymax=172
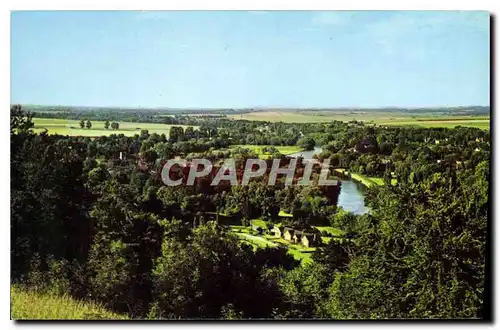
xmin=230 ymin=219 xmax=345 ymax=265
xmin=334 ymin=169 xmax=384 ymax=188
xmin=228 ymin=111 xmax=490 ymax=129
xmin=10 ymin=286 xmax=127 ymax=320
xmin=31 ymin=118 xmax=196 ymax=137
xmin=231 ymin=144 xmax=303 ymax=157
xmin=232 ymin=227 xmax=315 ymax=264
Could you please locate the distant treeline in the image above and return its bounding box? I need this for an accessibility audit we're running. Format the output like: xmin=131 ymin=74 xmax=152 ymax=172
xmin=20 ymin=105 xmax=491 ymax=117
xmin=29 ymin=109 xmax=225 ymax=125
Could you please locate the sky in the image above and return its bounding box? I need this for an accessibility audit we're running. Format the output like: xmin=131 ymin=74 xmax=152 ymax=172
xmin=11 ymin=11 xmax=490 ymax=108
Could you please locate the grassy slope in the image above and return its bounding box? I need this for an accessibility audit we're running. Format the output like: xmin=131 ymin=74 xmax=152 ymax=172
xmin=32 ymin=117 xmax=197 ymax=137
xmin=10 ymin=286 xmax=127 ymax=320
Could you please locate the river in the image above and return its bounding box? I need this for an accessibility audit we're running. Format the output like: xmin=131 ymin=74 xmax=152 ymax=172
xmin=287 ymin=146 xmax=368 ymax=215
xmin=286 ymin=146 xmax=323 ymax=161
xmin=336 ymin=180 xmax=370 ymax=215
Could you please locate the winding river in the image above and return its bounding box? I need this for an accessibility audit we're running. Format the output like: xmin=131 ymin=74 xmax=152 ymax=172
xmin=287 ymin=146 xmax=368 ymax=215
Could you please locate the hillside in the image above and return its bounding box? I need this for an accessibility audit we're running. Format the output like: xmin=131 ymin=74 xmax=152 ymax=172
xmin=11 ymin=286 xmax=127 ymax=320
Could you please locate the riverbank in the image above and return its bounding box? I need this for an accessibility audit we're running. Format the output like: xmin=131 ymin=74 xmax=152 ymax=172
xmin=334 ymin=169 xmax=396 ymax=188
xmin=286 ymin=146 xmax=323 ymax=160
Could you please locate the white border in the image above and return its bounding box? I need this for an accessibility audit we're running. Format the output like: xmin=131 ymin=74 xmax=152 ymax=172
xmin=3 ymin=0 xmax=500 ymax=10
xmin=1 ymin=1 xmax=497 ymax=330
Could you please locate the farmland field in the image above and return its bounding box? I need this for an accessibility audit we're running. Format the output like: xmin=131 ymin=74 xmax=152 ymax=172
xmin=31 ymin=118 xmax=197 ymax=137
xmin=228 ymin=111 xmax=490 ymax=129
xmin=376 ymin=119 xmax=490 ymax=129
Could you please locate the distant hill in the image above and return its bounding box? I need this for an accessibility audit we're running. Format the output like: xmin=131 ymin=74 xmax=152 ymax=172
xmin=16 ymin=104 xmax=491 ymax=116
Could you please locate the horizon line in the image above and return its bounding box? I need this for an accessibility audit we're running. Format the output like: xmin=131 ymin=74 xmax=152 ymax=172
xmin=12 ymin=103 xmax=491 ymax=111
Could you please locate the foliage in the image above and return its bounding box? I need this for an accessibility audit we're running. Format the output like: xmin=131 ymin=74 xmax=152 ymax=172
xmin=11 ymin=105 xmax=490 ymax=319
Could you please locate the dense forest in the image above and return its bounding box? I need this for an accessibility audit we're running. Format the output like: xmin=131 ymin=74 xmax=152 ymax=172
xmin=11 ymin=105 xmax=490 ymax=319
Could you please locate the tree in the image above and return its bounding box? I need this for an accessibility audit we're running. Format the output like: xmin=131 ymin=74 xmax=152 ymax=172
xmin=169 ymin=126 xmax=185 ymax=143
xmin=230 ymin=186 xmax=250 ymax=226
xmin=11 ymin=134 xmax=91 ymax=282
xmin=79 ymin=120 xmax=85 ymax=129
xmin=150 ymin=223 xmax=292 ymax=319
xmin=142 ymin=149 xmax=158 ymax=164
xmin=324 ymin=163 xmax=489 ymax=319
xmin=86 ymin=179 xmax=163 ymax=316
xmin=10 ymin=105 xmax=34 ymax=134
xmin=312 ymin=240 xmax=352 ymax=275
xmin=140 ymin=129 xmax=149 ymax=140
xmin=383 ymin=167 xmax=392 ymax=185
xmin=184 ymin=127 xmax=195 ymax=140
xmin=86 ymin=120 xmax=92 ymax=129
xmin=267 ymin=262 xmax=329 ymax=318
xmin=105 ymin=120 xmax=110 ymax=129
xmin=298 ymin=137 xmax=315 ymax=151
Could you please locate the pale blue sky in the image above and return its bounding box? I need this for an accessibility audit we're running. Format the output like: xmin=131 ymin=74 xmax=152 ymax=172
xmin=11 ymin=11 xmax=490 ymax=108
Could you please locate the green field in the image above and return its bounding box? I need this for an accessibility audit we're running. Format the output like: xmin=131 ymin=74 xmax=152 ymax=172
xmin=265 ymin=235 xmax=316 ymax=264
xmin=11 ymin=286 xmax=127 ymax=320
xmin=250 ymin=219 xmax=269 ymax=229
xmin=235 ymin=232 xmax=278 ymax=248
xmin=349 ymin=173 xmax=384 ymax=188
xmin=231 ymin=220 xmax=345 ymax=265
xmin=231 ymin=144 xmax=303 ymax=157
xmin=230 ymin=225 xmax=314 ymax=264
xmin=377 ymin=119 xmax=490 ymax=129
xmin=278 ymin=210 xmax=293 ymax=217
xmin=228 ymin=111 xmax=490 ymax=129
xmin=31 ymin=118 xmax=197 ymax=137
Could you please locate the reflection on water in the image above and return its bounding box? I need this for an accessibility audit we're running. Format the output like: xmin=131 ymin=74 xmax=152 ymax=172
xmin=286 ymin=146 xmax=323 ymax=161
xmin=287 ymin=146 xmax=368 ymax=215
xmin=337 ymin=180 xmax=369 ymax=215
